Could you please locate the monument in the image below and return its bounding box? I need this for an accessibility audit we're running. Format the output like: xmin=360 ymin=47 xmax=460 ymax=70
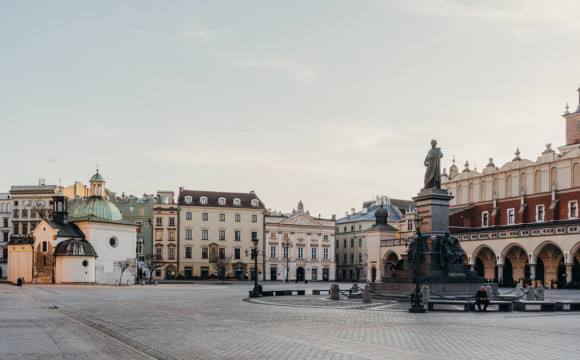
xmin=372 ymin=140 xmax=485 ymax=295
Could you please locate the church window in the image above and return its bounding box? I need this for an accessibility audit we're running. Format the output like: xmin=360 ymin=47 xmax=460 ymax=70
xmin=82 ymin=260 xmax=89 ymax=267
xmin=109 ymin=237 xmax=118 ymax=247
xmin=42 ymin=241 xmax=47 ymax=252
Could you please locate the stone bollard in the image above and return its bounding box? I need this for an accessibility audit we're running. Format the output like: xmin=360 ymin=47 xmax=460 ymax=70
xmin=515 ymin=283 xmax=524 ymax=298
xmin=526 ymin=286 xmax=535 ymax=300
xmin=485 ymin=285 xmax=493 ymax=301
xmin=535 ymin=284 xmax=545 ymax=301
xmin=421 ymin=285 xmax=430 ymax=304
xmin=154 ymin=279 xmax=158 ymax=285
xmin=351 ymin=283 xmax=359 ymax=293
xmin=330 ymin=283 xmax=340 ymax=300
xmin=362 ymin=285 xmax=371 ymax=303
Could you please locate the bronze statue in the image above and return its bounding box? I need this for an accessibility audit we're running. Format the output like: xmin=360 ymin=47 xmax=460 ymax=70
xmin=424 ymin=139 xmax=443 ymax=189
xmin=439 ymin=232 xmax=465 ymax=266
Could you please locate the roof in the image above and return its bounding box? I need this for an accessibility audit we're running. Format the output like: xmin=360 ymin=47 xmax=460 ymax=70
xmin=90 ymin=172 xmax=105 ymax=183
xmin=70 ymin=196 xmax=123 ymax=221
xmin=54 ymin=239 xmax=97 ymax=257
xmin=336 ymin=204 xmax=405 ymax=224
xmin=8 ymin=235 xmax=34 ymax=245
xmin=46 ymin=220 xmax=85 ymax=238
xmin=70 ymin=216 xmax=136 ymax=226
xmin=178 ymin=189 xmax=265 ymax=208
xmin=367 ymin=223 xmax=398 ymax=232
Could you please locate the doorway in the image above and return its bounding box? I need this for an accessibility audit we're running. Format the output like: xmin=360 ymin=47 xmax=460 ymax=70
xmin=271 ymin=268 xmax=277 ymax=281
xmin=323 ymin=268 xmax=329 ymax=282
xmin=296 ymin=267 xmax=304 ymax=281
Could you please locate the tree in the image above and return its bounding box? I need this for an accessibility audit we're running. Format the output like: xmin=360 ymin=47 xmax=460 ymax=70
xmin=142 ymin=254 xmax=164 ymax=284
xmin=114 ymin=258 xmax=135 ymax=285
xmin=210 ymin=255 xmax=233 ymax=284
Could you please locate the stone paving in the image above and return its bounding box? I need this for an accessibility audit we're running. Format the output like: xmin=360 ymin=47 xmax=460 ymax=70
xmin=2 ymin=282 xmax=580 ymax=360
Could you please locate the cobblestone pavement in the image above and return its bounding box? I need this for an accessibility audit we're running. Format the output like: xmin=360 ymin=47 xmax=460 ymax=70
xmin=2 ymin=282 xmax=580 ymax=360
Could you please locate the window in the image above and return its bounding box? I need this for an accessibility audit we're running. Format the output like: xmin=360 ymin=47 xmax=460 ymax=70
xmin=219 ymin=248 xmax=225 ymax=259
xmin=358 ymin=253 xmax=362 ymax=263
xmin=270 ymin=246 xmax=277 ymax=258
xmin=343 ymin=226 xmax=346 ymax=232
xmin=323 ymin=235 xmax=328 ymax=240
xmin=219 ymin=198 xmax=226 ymax=206
xmin=251 ymin=200 xmax=258 ymax=207
xmin=156 ymin=248 xmax=162 ymax=260
xmin=82 ymin=260 xmax=89 ymax=267
xmin=297 ymin=247 xmax=304 ymax=259
xmin=407 ymin=219 xmax=413 ymax=231
xmin=570 ymin=201 xmax=578 ymax=219
xmin=251 ymin=215 xmax=257 ymax=222
xmin=156 ymin=217 xmax=162 ymax=226
xmin=507 ymin=209 xmax=515 ymax=225
xmin=42 ymin=241 xmax=47 ymax=252
xmin=234 ymin=199 xmax=240 ymax=206
xmin=201 ymin=247 xmax=208 ymax=259
xmin=168 ymin=230 xmax=175 ymax=241
xmin=200 ymin=197 xmax=207 ymax=205
xmin=109 ymin=237 xmax=117 ymax=247
xmin=202 ymin=230 xmax=208 ymax=240
xmin=22 ymin=223 xmax=28 ymax=234
xmin=185 ymin=229 xmax=192 ymax=240
xmin=482 ymin=212 xmax=489 ymax=227
xmin=234 ymin=231 xmax=241 ymax=241
xmin=185 ymin=267 xmax=192 ymax=277
xmin=350 ymin=254 xmax=354 ymax=263
xmin=311 ymin=247 xmax=317 ymax=259
xmin=186 ymin=212 xmax=192 ymax=220
xmin=136 ymin=241 xmax=143 ymax=254
xmin=169 ymin=217 xmax=175 ymax=226
xmin=155 ymin=269 xmax=162 ymax=277
xmin=351 ymin=225 xmax=354 ymax=231
xmin=350 ymin=238 xmax=354 ymax=247
xmin=168 ymin=247 xmax=175 ymax=260
xmin=343 ymin=254 xmax=347 ymax=264
xmin=536 ymin=205 xmax=544 ymax=222
xmin=202 ymin=213 xmax=208 ymax=221
xmin=234 ymin=248 xmax=241 ymax=260
xmin=323 ymin=248 xmax=329 ymax=260
xmin=156 ymin=230 xmax=162 ymax=241
xmin=358 ymin=238 xmax=362 ymax=247
xmin=219 ymin=230 xmax=225 ymax=240
xmin=185 ymin=246 xmax=192 ymax=259
xmin=219 ymin=214 xmax=225 ymax=221
xmin=343 ymin=239 xmax=347 ymax=248
xmin=283 ymin=246 xmax=288 ymax=259
xmin=185 ymin=196 xmax=192 ymax=204
xmin=235 ymin=214 xmax=241 ymax=222
xmin=358 ymin=225 xmax=362 ymax=231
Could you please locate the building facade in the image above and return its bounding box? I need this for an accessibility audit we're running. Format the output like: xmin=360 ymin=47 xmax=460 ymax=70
xmin=335 ymin=196 xmax=414 ymax=282
xmin=151 ymin=190 xmax=178 ymax=280
xmin=177 ymin=189 xmax=266 ymax=280
xmin=440 ymin=87 xmax=580 ymax=288
xmin=9 ymin=179 xmax=58 ymax=237
xmin=265 ymin=201 xmax=336 ymax=282
xmin=0 ymin=193 xmax=11 ymax=277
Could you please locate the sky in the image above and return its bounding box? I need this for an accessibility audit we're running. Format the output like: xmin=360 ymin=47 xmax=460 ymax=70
xmin=2 ymin=1 xmax=580 ymax=218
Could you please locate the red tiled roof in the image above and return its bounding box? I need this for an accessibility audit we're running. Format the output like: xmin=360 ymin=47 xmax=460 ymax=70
xmin=178 ymin=189 xmax=265 ymax=208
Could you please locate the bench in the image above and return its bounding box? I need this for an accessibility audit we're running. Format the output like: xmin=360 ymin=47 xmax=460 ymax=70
xmin=427 ymin=300 xmax=471 ymax=312
xmin=555 ymin=301 xmax=580 ymax=311
xmin=513 ymin=300 xmax=557 ymax=311
xmin=270 ymin=290 xmax=306 ymax=296
xmin=313 ymin=289 xmax=330 ymax=295
xmin=468 ymin=300 xmax=513 ymax=312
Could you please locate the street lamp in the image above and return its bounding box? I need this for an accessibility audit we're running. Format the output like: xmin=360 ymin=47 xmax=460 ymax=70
xmin=246 ymin=233 xmax=262 ymax=298
xmin=409 ymin=215 xmax=426 ymax=313
xmin=283 ymin=237 xmax=292 ymax=282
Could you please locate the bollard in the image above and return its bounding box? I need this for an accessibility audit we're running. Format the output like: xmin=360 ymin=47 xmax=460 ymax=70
xmin=362 ymin=285 xmax=371 ymax=303
xmin=515 ymin=283 xmax=524 ymax=298
xmin=485 ymin=285 xmax=493 ymax=301
xmin=535 ymin=284 xmax=545 ymax=301
xmin=17 ymin=278 xmax=23 ymax=286
xmin=526 ymin=286 xmax=535 ymax=300
xmin=330 ymin=283 xmax=340 ymax=300
xmin=421 ymin=285 xmax=430 ymax=304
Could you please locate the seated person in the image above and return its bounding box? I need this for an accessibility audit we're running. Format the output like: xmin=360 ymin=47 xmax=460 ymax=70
xmin=475 ymin=286 xmax=490 ymax=311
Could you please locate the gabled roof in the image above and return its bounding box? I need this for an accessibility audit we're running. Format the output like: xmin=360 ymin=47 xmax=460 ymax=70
xmin=178 ymin=189 xmax=265 ymax=208
xmin=45 ymin=220 xmax=85 ymax=239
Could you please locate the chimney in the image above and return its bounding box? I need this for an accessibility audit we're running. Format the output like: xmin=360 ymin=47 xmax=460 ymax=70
xmin=351 ymin=208 xmax=355 ymax=215
xmin=331 ymin=214 xmax=336 ymax=220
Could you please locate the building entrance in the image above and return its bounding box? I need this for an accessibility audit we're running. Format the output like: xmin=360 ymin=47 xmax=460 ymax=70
xmin=271 ymin=268 xmax=277 ymax=281
xmin=296 ymin=267 xmax=304 ymax=281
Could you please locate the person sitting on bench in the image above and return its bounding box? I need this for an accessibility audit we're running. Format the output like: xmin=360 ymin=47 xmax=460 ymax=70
xmin=475 ymin=286 xmax=490 ymax=311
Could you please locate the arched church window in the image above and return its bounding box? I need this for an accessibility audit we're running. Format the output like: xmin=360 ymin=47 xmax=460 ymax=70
xmin=42 ymin=241 xmax=47 ymax=252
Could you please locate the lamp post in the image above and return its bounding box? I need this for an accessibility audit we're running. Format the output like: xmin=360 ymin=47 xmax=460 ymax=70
xmin=409 ymin=215 xmax=426 ymax=313
xmin=283 ymin=237 xmax=292 ymax=282
xmin=246 ymin=234 xmax=262 ymax=298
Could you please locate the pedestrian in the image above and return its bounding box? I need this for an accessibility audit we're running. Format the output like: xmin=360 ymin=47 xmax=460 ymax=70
xmin=475 ymin=286 xmax=490 ymax=311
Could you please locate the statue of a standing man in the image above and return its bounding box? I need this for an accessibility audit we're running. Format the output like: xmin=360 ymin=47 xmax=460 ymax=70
xmin=424 ymin=139 xmax=443 ymax=189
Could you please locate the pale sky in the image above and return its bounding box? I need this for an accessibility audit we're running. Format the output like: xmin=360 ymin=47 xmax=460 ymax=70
xmin=2 ymin=1 xmax=580 ymax=218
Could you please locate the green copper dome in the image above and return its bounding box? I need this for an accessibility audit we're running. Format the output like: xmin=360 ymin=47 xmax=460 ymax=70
xmin=55 ymin=188 xmax=66 ymax=197
xmin=90 ymin=172 xmax=105 ymax=183
xmin=70 ymin=196 xmax=122 ymax=221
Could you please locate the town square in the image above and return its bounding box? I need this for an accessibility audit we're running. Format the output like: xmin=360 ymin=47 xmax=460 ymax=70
xmin=3 ymin=1 xmax=580 ymax=359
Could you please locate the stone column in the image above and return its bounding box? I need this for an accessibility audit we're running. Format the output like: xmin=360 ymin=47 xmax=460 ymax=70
xmin=529 ymin=264 xmax=536 ymax=281
xmin=497 ymin=265 xmax=504 ymax=284
xmin=566 ymin=264 xmax=573 ymax=284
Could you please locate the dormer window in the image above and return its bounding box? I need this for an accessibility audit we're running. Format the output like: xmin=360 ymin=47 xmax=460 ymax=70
xmin=185 ymin=196 xmax=192 ymax=205
xmin=251 ymin=199 xmax=258 ymax=207
xmin=233 ymin=198 xmax=241 ymax=206
xmin=200 ymin=197 xmax=207 ymax=205
xmin=218 ymin=198 xmax=226 ymax=206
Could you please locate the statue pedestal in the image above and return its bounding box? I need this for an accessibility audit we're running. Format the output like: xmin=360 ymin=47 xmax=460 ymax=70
xmin=413 ymin=187 xmax=454 ymax=236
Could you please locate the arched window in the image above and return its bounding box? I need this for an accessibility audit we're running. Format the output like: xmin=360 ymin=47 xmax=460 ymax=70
xmin=534 ymin=170 xmax=542 ymax=193
xmin=551 ymin=167 xmax=558 ymax=189
xmin=42 ymin=241 xmax=47 ymax=252
xmin=506 ymin=175 xmax=513 ymax=198
xmin=493 ymin=178 xmax=499 ymax=198
xmin=200 ymin=197 xmax=207 ymax=205
xmin=185 ymin=196 xmax=192 ymax=205
xmin=457 ymin=185 xmax=463 ymax=204
xmin=218 ymin=198 xmax=226 ymax=206
xmin=480 ymin=180 xmax=487 ymax=201
xmin=251 ymin=200 xmax=258 ymax=207
xmin=468 ymin=183 xmax=474 ymax=203
xmin=520 ymin=172 xmax=527 ymax=193
xmin=574 ymin=163 xmax=580 ymax=188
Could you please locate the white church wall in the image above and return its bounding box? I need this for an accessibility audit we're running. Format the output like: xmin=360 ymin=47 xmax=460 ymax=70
xmin=55 ymin=256 xmax=95 ymax=283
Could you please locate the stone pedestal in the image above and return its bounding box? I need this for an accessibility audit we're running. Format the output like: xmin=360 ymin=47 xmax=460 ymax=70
xmin=413 ymin=188 xmax=454 ymax=236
